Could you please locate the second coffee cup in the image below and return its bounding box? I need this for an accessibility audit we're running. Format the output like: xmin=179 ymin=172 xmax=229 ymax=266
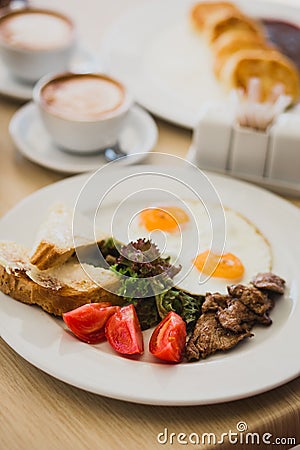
xmin=33 ymin=72 xmax=132 ymax=153
xmin=0 ymin=8 xmax=76 ymax=83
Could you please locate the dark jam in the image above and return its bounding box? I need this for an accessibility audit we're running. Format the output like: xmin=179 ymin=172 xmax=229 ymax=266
xmin=263 ymin=19 xmax=300 ymax=73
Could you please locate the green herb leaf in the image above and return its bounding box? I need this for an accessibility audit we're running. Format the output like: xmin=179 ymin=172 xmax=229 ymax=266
xmin=156 ymin=288 xmax=204 ymax=332
xmin=129 ymin=297 xmax=159 ymax=331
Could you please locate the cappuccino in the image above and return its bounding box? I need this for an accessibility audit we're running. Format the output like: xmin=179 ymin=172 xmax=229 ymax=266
xmin=0 ymin=10 xmax=73 ymax=51
xmin=41 ymin=74 xmax=125 ymax=121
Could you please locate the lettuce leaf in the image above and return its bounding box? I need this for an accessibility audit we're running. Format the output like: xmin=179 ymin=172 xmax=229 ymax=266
xmin=114 ymin=238 xmax=181 ymax=279
xmin=110 ymin=239 xmax=202 ymax=331
xmin=111 ymin=238 xmax=180 ymax=298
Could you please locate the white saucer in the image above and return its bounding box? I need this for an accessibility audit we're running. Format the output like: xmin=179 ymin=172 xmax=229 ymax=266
xmin=9 ymin=102 xmax=158 ymax=173
xmin=0 ymin=62 xmax=33 ymax=101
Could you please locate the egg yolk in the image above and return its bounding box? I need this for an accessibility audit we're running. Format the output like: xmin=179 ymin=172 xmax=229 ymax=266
xmin=139 ymin=206 xmax=189 ymax=232
xmin=193 ymin=250 xmax=245 ymax=279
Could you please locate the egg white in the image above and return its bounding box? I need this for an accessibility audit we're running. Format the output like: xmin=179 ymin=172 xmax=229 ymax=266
xmin=97 ymin=200 xmax=272 ymax=295
xmin=174 ymin=205 xmax=272 ymax=295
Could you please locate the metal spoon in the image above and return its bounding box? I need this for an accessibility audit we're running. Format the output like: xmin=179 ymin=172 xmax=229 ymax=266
xmin=104 ymin=143 xmax=127 ymax=162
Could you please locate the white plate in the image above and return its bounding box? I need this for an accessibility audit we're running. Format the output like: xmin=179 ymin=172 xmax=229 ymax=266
xmin=9 ymin=102 xmax=158 ymax=173
xmin=102 ymin=0 xmax=300 ymax=128
xmin=0 ymin=166 xmax=299 ymax=405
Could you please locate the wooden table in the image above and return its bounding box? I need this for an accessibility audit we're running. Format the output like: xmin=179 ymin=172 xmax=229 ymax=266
xmin=0 ymin=1 xmax=300 ymax=449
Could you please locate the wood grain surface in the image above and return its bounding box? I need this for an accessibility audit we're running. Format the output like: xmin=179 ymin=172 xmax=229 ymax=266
xmin=0 ymin=1 xmax=299 ymax=449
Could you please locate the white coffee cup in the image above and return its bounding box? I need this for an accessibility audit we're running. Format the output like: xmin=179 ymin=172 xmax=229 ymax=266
xmin=33 ymin=72 xmax=132 ymax=153
xmin=0 ymin=8 xmax=76 ymax=83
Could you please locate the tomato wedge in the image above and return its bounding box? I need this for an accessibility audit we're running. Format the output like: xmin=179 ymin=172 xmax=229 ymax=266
xmin=105 ymin=304 xmax=144 ymax=355
xmin=63 ymin=302 xmax=120 ymax=344
xmin=149 ymin=312 xmax=186 ymax=363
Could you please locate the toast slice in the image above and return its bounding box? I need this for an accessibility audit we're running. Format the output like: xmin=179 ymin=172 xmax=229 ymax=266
xmin=30 ymin=204 xmax=110 ymax=271
xmin=0 ymin=241 xmax=123 ymax=316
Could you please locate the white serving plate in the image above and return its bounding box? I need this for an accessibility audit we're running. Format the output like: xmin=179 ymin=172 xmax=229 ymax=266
xmin=0 ymin=165 xmax=299 ymax=405
xmin=102 ymin=0 xmax=300 ymax=128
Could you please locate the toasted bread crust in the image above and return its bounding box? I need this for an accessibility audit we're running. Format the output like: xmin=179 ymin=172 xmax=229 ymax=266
xmin=0 ymin=265 xmax=124 ymax=316
xmin=30 ymin=241 xmax=74 ymax=271
xmin=0 ymin=266 xmax=35 ymax=305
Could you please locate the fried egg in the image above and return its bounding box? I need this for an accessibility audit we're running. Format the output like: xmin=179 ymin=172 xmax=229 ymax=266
xmin=98 ymin=200 xmax=272 ymax=295
xmin=139 ymin=206 xmax=190 ymax=233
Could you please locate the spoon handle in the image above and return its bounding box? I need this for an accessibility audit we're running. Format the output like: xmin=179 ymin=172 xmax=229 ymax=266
xmin=104 ymin=143 xmax=127 ymax=162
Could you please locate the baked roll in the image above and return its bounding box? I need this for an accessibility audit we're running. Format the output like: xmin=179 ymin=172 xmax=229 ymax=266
xmin=190 ymin=1 xmax=237 ymax=31
xmin=212 ymin=29 xmax=268 ymax=78
xmin=204 ymin=9 xmax=264 ymax=44
xmin=219 ymin=48 xmax=300 ymax=103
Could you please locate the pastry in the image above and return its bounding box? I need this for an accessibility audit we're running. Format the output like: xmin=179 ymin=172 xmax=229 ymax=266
xmin=212 ymin=29 xmax=269 ymax=77
xmin=203 ymin=9 xmax=264 ymax=44
xmin=190 ymin=1 xmax=238 ymax=31
xmin=219 ymin=48 xmax=300 ymax=103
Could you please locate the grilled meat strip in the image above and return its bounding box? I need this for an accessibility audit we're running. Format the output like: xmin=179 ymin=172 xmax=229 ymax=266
xmin=217 ymin=298 xmax=271 ymax=333
xmin=227 ymin=284 xmax=273 ymax=315
xmin=186 ymin=273 xmax=285 ymax=361
xmin=251 ymin=272 xmax=285 ymax=294
xmin=185 ymin=311 xmax=252 ymax=361
xmin=201 ymin=292 xmax=230 ymax=313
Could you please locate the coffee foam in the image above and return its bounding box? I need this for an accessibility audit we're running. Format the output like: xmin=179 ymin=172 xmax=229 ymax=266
xmin=0 ymin=12 xmax=73 ymax=50
xmin=42 ymin=75 xmax=125 ymax=121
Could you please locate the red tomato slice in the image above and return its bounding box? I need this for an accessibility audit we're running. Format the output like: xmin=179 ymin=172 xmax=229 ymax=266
xmin=63 ymin=302 xmax=120 ymax=344
xmin=149 ymin=312 xmax=186 ymax=363
xmin=105 ymin=304 xmax=144 ymax=355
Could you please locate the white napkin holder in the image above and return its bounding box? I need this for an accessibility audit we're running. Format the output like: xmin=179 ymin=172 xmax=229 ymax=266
xmin=187 ymin=103 xmax=300 ymax=197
